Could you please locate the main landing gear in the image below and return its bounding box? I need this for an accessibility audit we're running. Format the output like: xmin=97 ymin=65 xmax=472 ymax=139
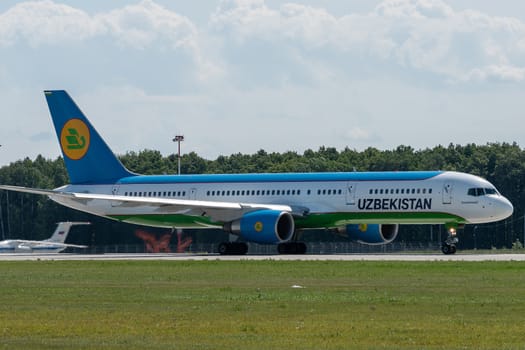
xmin=218 ymin=242 xmax=248 ymax=255
xmin=278 ymin=230 xmax=307 ymax=254
xmin=441 ymin=226 xmax=459 ymax=255
xmin=217 ymin=241 xmax=308 ymax=255
xmin=277 ymin=242 xmax=307 ymax=254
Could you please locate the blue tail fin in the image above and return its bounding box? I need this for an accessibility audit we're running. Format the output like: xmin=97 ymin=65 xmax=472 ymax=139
xmin=44 ymin=90 xmax=136 ymax=184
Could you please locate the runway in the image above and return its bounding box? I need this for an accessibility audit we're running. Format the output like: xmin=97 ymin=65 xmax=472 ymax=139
xmin=1 ymin=253 xmax=525 ymax=261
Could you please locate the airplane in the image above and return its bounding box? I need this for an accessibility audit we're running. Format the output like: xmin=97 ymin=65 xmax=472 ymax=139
xmin=0 ymin=221 xmax=90 ymax=253
xmin=0 ymin=90 xmax=514 ymax=255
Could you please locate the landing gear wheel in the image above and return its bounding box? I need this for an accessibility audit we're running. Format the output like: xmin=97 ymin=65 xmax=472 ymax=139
xmin=441 ymin=244 xmax=457 ymax=255
xmin=218 ymin=242 xmax=248 ymax=255
xmin=277 ymin=242 xmax=307 ymax=254
xmin=218 ymin=242 xmax=228 ymax=255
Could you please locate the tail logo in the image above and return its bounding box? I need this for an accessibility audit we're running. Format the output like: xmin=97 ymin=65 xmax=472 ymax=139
xmin=60 ymin=119 xmax=90 ymax=160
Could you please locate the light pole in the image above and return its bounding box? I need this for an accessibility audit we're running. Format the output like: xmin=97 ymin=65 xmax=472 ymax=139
xmin=173 ymin=135 xmax=184 ymax=175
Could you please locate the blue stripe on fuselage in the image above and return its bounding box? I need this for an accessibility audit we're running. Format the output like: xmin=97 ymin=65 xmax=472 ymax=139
xmin=117 ymin=171 xmax=443 ymax=185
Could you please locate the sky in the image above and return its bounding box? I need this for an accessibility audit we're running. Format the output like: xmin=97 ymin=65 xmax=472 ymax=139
xmin=1 ymin=0 xmax=525 ymax=166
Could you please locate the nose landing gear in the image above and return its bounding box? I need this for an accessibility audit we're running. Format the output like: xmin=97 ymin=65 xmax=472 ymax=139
xmin=441 ymin=226 xmax=459 ymax=255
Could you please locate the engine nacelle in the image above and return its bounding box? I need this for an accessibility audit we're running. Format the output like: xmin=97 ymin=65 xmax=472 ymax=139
xmin=340 ymin=224 xmax=399 ymax=245
xmin=224 ymin=210 xmax=295 ymax=244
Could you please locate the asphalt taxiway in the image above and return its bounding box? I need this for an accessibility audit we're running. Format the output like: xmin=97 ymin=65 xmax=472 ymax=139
xmin=1 ymin=253 xmax=525 ymax=261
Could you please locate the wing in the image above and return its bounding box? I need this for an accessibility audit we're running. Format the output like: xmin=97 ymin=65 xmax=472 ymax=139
xmin=0 ymin=185 xmax=301 ymax=223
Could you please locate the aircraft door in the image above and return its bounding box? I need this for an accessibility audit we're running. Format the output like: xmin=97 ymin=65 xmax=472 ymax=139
xmin=442 ymin=182 xmax=453 ymax=204
xmin=190 ymin=188 xmax=197 ymax=200
xmin=346 ymin=183 xmax=357 ymax=205
xmin=111 ymin=185 xmax=120 ymax=207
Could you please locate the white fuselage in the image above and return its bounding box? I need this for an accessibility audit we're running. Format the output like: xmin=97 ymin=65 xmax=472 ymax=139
xmin=50 ymin=171 xmax=513 ymax=229
xmin=0 ymin=241 xmax=68 ymax=253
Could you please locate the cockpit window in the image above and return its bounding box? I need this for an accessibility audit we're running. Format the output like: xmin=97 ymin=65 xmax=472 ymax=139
xmin=484 ymin=188 xmax=498 ymax=195
xmin=468 ymin=187 xmax=499 ymax=197
xmin=468 ymin=188 xmax=484 ymax=196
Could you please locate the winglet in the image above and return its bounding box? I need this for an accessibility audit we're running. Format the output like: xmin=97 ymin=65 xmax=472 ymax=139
xmin=44 ymin=90 xmax=136 ymax=184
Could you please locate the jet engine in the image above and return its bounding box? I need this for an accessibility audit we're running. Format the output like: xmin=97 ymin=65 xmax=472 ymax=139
xmin=340 ymin=224 xmax=399 ymax=244
xmin=224 ymin=210 xmax=295 ymax=244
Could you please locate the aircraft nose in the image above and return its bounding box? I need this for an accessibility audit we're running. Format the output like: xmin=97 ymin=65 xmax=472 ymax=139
xmin=493 ymin=196 xmax=514 ymax=221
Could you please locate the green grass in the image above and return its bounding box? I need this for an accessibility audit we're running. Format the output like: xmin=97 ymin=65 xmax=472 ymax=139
xmin=1 ymin=260 xmax=525 ymax=349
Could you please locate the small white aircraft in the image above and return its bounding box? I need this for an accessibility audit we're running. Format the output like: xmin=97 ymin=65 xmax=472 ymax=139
xmin=0 ymin=222 xmax=90 ymax=253
xmin=0 ymin=91 xmax=514 ymax=255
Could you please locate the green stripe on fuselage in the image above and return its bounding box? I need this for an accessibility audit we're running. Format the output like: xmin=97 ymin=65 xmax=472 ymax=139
xmin=295 ymin=212 xmax=466 ymax=227
xmin=109 ymin=212 xmax=466 ymax=229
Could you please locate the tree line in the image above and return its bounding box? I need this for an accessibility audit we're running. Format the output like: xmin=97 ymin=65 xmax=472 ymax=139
xmin=0 ymin=143 xmax=523 ymax=249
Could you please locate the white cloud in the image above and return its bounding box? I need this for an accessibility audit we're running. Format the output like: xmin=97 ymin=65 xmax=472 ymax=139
xmin=209 ymin=0 xmax=525 ymax=83
xmin=464 ymin=64 xmax=525 ymax=82
xmin=97 ymin=0 xmax=197 ymax=50
xmin=375 ymin=0 xmax=454 ymax=19
xmin=0 ymin=0 xmax=97 ymax=47
xmin=1 ymin=0 xmax=525 ymax=166
xmin=345 ymin=127 xmax=373 ymax=142
xmin=3 ymin=0 xmax=524 ymax=84
xmin=0 ymin=0 xmax=223 ymax=88
xmin=0 ymin=0 xmax=198 ymax=50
